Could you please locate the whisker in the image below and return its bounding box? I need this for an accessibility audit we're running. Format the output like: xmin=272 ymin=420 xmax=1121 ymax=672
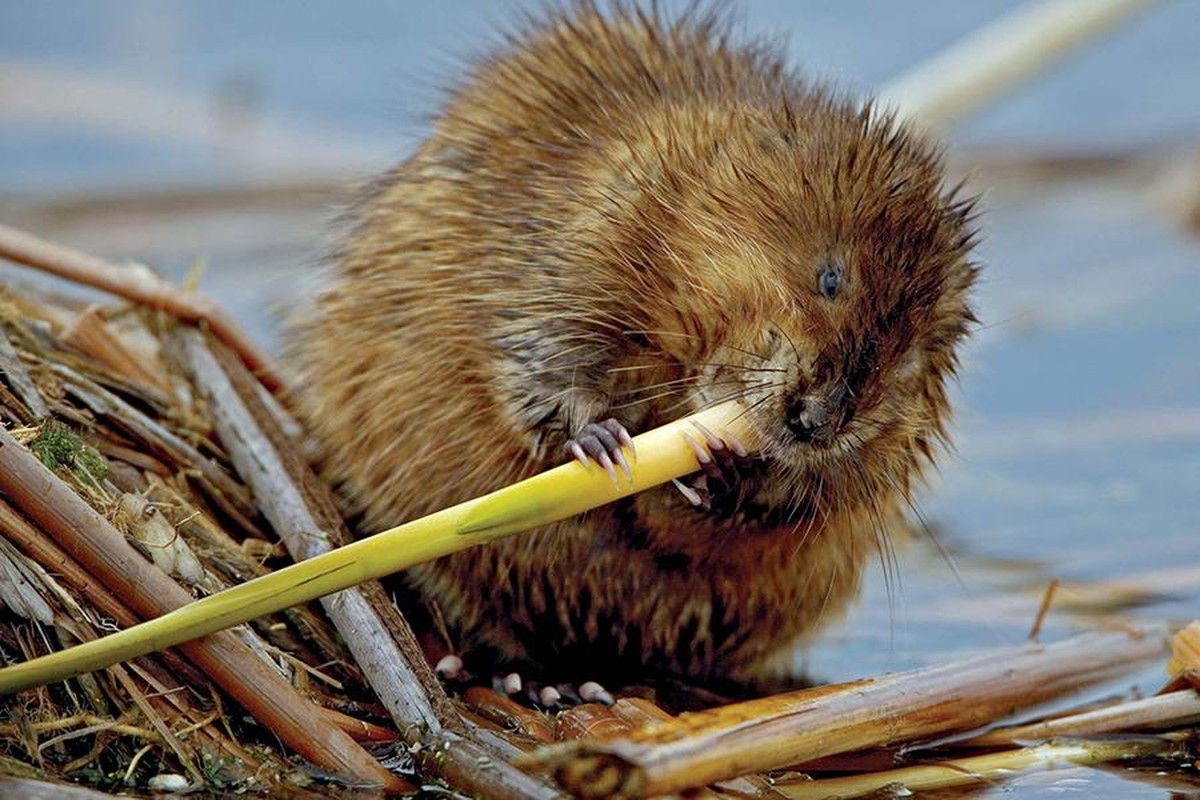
xmin=606 ymin=361 xmax=784 ymax=374
xmin=669 ymin=381 xmax=785 ymax=417
xmin=771 ymin=318 xmax=802 ymax=366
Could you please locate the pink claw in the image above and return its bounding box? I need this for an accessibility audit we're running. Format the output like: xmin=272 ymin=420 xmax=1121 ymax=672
xmin=672 ymin=478 xmax=703 ymax=506
xmin=435 ymin=654 xmax=464 ymax=681
xmin=578 ymin=681 xmax=614 ymax=705
xmin=681 ymin=432 xmax=711 ymax=465
xmin=501 ymin=672 xmax=523 ymax=696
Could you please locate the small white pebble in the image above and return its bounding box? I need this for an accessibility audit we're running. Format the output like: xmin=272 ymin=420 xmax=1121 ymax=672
xmin=147 ymin=774 xmax=190 ymax=792
xmin=578 ymin=680 xmax=614 ymax=705
xmin=502 ymin=671 xmax=523 ymax=695
xmin=434 ymin=654 xmax=464 ymax=680
xmin=538 ymin=685 xmax=562 ymax=707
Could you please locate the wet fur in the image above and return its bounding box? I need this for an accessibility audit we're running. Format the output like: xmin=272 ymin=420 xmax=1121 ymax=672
xmin=292 ymin=3 xmax=978 ymax=687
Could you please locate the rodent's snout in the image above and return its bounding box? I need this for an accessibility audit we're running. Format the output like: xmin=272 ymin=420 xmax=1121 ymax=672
xmin=785 ymin=382 xmax=849 ymax=446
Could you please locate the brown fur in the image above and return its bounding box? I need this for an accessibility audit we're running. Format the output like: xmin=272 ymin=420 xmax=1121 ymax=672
xmin=291 ymin=3 xmax=978 ymax=687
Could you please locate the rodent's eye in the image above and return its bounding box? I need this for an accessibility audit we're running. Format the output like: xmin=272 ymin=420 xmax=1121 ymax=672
xmin=818 ymin=263 xmax=842 ymax=301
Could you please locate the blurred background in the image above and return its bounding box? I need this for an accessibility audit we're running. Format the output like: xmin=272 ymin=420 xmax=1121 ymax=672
xmin=2 ymin=2 xmax=1198 ymax=793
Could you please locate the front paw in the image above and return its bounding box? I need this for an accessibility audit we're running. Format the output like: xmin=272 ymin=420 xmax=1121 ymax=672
xmin=567 ymin=418 xmax=635 ymax=487
xmin=672 ymin=422 xmax=756 ymax=513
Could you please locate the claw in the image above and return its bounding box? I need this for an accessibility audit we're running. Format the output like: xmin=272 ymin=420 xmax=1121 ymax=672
xmin=672 ymin=478 xmax=703 ymax=506
xmin=435 ymin=654 xmax=465 ymax=681
xmin=569 ymin=441 xmax=589 ymax=467
xmin=611 ymin=445 xmax=633 ymax=483
xmin=499 ymin=672 xmax=523 ymax=696
xmin=578 ymin=681 xmax=615 ymax=706
xmin=616 ymin=426 xmax=636 ymax=462
xmin=724 ymin=431 xmax=750 ymax=458
xmin=595 ymin=449 xmax=621 ymax=488
xmin=681 ymin=432 xmax=711 ymax=465
xmin=690 ymin=420 xmax=724 ymax=452
xmin=538 ymin=685 xmax=563 ymax=707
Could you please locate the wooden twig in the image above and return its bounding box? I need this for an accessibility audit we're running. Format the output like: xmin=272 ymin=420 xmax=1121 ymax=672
xmin=0 ymin=223 xmax=286 ymax=394
xmin=178 ymin=329 xmax=565 ymax=800
xmin=528 ymin=628 xmax=1170 ymax=798
xmin=1028 ymin=578 xmax=1060 ymax=640
xmin=0 ymin=424 xmax=404 ymax=792
xmin=879 ymin=0 xmax=1161 ymax=130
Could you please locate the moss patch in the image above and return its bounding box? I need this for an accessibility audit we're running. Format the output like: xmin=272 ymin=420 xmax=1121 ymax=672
xmin=29 ymin=420 xmax=108 ymax=484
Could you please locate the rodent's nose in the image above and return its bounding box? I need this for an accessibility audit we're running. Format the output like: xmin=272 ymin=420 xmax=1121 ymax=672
xmin=786 ymin=394 xmax=833 ymax=443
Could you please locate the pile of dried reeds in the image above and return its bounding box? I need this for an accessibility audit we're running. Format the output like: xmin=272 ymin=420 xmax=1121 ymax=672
xmin=0 ymin=224 xmax=1197 ymax=800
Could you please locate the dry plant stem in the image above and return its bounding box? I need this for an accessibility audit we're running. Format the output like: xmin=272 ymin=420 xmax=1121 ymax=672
xmin=533 ymin=628 xmax=1169 ymax=798
xmin=878 ymin=0 xmax=1160 ymax=130
xmin=63 ymin=306 xmax=173 ymax=399
xmin=965 ymin=689 xmax=1200 ymax=746
xmin=100 ymin=657 xmax=206 ymax=785
xmin=0 ymin=426 xmax=403 ymax=792
xmin=775 ymin=736 xmax=1176 ymax=800
xmin=0 ymin=328 xmax=48 ymax=420
xmin=1028 ymin=577 xmax=1059 ymax=640
xmin=177 ymin=328 xmax=449 ymax=732
xmin=180 ymin=329 xmax=564 ymax=800
xmin=0 ymin=389 xmax=752 ymax=693
xmin=0 ymin=223 xmax=286 ymax=394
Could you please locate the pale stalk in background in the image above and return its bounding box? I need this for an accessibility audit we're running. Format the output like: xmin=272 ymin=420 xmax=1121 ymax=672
xmin=879 ymin=0 xmax=1160 ymax=131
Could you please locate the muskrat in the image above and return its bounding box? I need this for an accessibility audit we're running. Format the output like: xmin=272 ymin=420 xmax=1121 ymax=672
xmin=292 ymin=3 xmax=977 ymax=690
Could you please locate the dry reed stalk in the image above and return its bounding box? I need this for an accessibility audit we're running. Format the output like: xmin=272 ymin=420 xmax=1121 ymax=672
xmin=554 ymin=703 xmax=631 ymax=743
xmin=176 ymin=328 xmax=565 ymax=800
xmin=879 ymin=0 xmax=1160 ymax=130
xmin=0 ymin=223 xmax=286 ymax=394
xmin=775 ymin=736 xmax=1178 ymax=800
xmin=462 ymin=687 xmax=555 ymax=745
xmin=175 ymin=328 xmax=450 ymax=733
xmin=529 ymin=628 xmax=1169 ymax=798
xmin=61 ymin=305 xmax=173 ymax=399
xmin=0 ymin=777 xmax=123 ymax=799
xmin=46 ymin=363 xmax=258 ymax=522
xmin=965 ymin=689 xmax=1200 ymax=746
xmin=0 ymin=424 xmax=404 ymax=792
